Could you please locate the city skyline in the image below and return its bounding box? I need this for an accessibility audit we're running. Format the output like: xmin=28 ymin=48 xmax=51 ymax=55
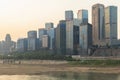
xmin=0 ymin=0 xmax=119 ymax=41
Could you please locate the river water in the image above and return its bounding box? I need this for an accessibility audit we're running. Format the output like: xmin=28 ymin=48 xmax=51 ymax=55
xmin=0 ymin=72 xmax=119 ymax=80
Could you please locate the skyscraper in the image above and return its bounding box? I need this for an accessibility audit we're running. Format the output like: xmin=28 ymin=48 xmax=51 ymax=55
xmin=77 ymin=9 xmax=88 ymax=23
xmin=79 ymin=23 xmax=92 ymax=56
xmin=17 ymin=38 xmax=28 ymax=52
xmin=66 ymin=19 xmax=81 ymax=55
xmin=105 ymin=6 xmax=117 ymax=45
xmin=38 ymin=28 xmax=47 ymax=48
xmin=45 ymin=22 xmax=55 ymax=50
xmin=92 ymin=4 xmax=105 ymax=45
xmin=56 ymin=20 xmax=66 ymax=54
xmin=42 ymin=35 xmax=49 ymax=48
xmin=47 ymin=28 xmax=55 ymax=50
xmin=27 ymin=30 xmax=37 ymax=51
xmin=65 ymin=10 xmax=74 ymax=21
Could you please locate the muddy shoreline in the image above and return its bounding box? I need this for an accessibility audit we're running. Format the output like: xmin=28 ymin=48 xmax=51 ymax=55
xmin=0 ymin=60 xmax=119 ymax=75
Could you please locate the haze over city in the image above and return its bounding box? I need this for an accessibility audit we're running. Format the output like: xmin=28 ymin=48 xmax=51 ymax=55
xmin=0 ymin=0 xmax=119 ymax=41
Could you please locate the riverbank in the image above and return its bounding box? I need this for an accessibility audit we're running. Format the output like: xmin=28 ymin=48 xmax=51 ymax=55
xmin=0 ymin=60 xmax=119 ymax=75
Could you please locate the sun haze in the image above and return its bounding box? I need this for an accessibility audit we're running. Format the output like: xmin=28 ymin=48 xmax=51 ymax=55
xmin=0 ymin=0 xmax=119 ymax=41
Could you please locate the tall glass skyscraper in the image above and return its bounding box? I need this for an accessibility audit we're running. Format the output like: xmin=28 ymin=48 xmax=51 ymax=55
xmin=66 ymin=19 xmax=81 ymax=55
xmin=105 ymin=6 xmax=117 ymax=45
xmin=47 ymin=28 xmax=55 ymax=50
xmin=56 ymin=20 xmax=66 ymax=54
xmin=45 ymin=22 xmax=55 ymax=50
xmin=38 ymin=28 xmax=47 ymax=48
xmin=92 ymin=4 xmax=105 ymax=45
xmin=79 ymin=23 xmax=92 ymax=56
xmin=27 ymin=30 xmax=37 ymax=51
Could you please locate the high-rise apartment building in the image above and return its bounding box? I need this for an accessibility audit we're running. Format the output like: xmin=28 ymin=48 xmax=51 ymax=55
xmin=105 ymin=6 xmax=117 ymax=45
xmin=92 ymin=4 xmax=105 ymax=45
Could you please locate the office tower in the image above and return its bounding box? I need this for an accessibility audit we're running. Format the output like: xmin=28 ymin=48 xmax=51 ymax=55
xmin=45 ymin=22 xmax=54 ymax=30
xmin=65 ymin=10 xmax=74 ymax=21
xmin=38 ymin=28 xmax=47 ymax=48
xmin=56 ymin=20 xmax=66 ymax=54
xmin=92 ymin=4 xmax=105 ymax=45
xmin=42 ymin=35 xmax=49 ymax=48
xmin=79 ymin=23 xmax=92 ymax=56
xmin=27 ymin=30 xmax=37 ymax=51
xmin=77 ymin=9 xmax=88 ymax=23
xmin=105 ymin=6 xmax=117 ymax=45
xmin=66 ymin=18 xmax=81 ymax=55
xmin=47 ymin=28 xmax=55 ymax=50
xmin=17 ymin=38 xmax=28 ymax=52
xmin=45 ymin=22 xmax=55 ymax=50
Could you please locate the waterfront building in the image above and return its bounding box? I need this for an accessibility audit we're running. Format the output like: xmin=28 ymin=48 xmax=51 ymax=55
xmin=56 ymin=20 xmax=66 ymax=54
xmin=45 ymin=22 xmax=55 ymax=50
xmin=47 ymin=28 xmax=55 ymax=50
xmin=17 ymin=38 xmax=28 ymax=52
xmin=105 ymin=6 xmax=118 ymax=46
xmin=42 ymin=35 xmax=49 ymax=48
xmin=66 ymin=18 xmax=81 ymax=55
xmin=79 ymin=23 xmax=92 ymax=56
xmin=92 ymin=4 xmax=105 ymax=45
xmin=38 ymin=28 xmax=47 ymax=48
xmin=27 ymin=30 xmax=37 ymax=51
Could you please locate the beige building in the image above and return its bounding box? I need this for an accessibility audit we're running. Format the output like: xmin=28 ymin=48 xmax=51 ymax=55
xmin=92 ymin=4 xmax=105 ymax=45
xmin=42 ymin=35 xmax=49 ymax=48
xmin=105 ymin=6 xmax=118 ymax=45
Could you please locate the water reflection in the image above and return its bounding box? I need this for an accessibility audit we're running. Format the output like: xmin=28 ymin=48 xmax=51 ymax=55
xmin=49 ymin=72 xmax=119 ymax=80
xmin=0 ymin=72 xmax=119 ymax=80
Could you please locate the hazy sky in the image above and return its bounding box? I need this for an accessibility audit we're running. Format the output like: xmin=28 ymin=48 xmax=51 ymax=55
xmin=0 ymin=0 xmax=119 ymax=41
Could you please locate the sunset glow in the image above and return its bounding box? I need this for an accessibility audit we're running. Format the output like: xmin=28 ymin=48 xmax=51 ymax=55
xmin=0 ymin=0 xmax=119 ymax=41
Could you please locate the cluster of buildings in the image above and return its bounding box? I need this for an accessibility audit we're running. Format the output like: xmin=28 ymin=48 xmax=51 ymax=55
xmin=17 ymin=23 xmax=55 ymax=52
xmin=0 ymin=3 xmax=119 ymax=56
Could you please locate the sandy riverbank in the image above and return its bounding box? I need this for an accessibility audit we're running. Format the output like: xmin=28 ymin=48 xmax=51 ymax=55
xmin=0 ymin=60 xmax=119 ymax=75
